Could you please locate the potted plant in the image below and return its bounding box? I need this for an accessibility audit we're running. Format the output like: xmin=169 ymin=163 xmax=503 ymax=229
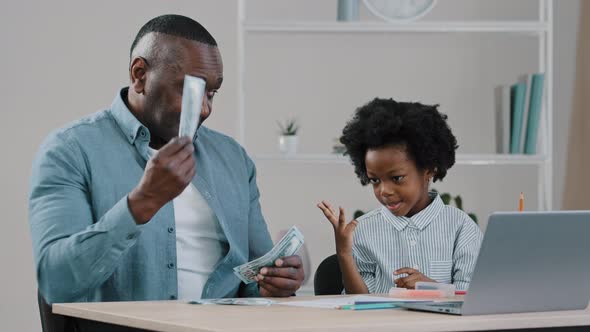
xmin=432 ymin=189 xmax=478 ymax=224
xmin=277 ymin=118 xmax=299 ymax=155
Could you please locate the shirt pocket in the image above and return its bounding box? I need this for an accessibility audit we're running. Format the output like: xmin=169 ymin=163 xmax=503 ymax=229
xmin=428 ymin=260 xmax=453 ymax=284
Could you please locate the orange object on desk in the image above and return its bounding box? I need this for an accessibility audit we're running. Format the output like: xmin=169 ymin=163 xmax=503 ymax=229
xmin=389 ymin=288 xmax=450 ymax=298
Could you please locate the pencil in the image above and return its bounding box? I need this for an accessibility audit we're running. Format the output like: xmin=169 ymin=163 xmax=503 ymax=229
xmin=519 ymin=192 xmax=524 ymax=212
xmin=338 ymin=303 xmax=399 ymax=311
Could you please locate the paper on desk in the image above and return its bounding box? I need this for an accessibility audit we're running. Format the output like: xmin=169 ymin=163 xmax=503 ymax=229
xmin=278 ymin=296 xmax=428 ymax=309
xmin=190 ymin=298 xmax=275 ymax=306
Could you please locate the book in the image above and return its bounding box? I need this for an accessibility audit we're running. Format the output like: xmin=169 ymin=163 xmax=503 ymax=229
xmin=519 ymin=74 xmax=533 ymax=153
xmin=524 ymin=73 xmax=545 ymax=154
xmin=494 ymin=86 xmax=511 ymax=153
xmin=509 ymin=82 xmax=527 ymax=154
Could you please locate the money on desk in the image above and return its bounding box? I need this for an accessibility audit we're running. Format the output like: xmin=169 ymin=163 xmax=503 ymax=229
xmin=190 ymin=298 xmax=275 ymax=306
xmin=233 ymin=226 xmax=304 ymax=284
xmin=179 ymin=75 xmax=206 ymax=141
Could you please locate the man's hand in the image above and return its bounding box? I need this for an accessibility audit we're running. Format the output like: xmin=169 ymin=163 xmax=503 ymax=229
xmin=256 ymin=255 xmax=304 ymax=297
xmin=128 ymin=136 xmax=196 ymax=224
xmin=393 ymin=268 xmax=436 ymax=289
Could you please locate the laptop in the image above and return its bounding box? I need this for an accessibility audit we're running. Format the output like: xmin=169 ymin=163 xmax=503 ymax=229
xmin=398 ymin=211 xmax=590 ymax=315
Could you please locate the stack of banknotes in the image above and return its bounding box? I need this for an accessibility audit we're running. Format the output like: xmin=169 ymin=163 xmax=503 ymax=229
xmin=233 ymin=226 xmax=304 ymax=284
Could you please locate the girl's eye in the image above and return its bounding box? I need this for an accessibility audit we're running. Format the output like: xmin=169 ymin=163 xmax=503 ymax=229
xmin=369 ymin=178 xmax=380 ymax=184
xmin=392 ymin=176 xmax=404 ymax=182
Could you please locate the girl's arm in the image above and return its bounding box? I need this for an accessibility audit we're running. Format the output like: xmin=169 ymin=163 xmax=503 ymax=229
xmin=317 ymin=201 xmax=369 ymax=294
xmin=452 ymin=216 xmax=484 ymax=290
xmin=337 ymin=253 xmax=369 ymax=294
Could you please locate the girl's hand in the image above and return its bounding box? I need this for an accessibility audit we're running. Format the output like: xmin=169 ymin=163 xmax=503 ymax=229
xmin=393 ymin=268 xmax=436 ymax=289
xmin=317 ymin=201 xmax=358 ymax=257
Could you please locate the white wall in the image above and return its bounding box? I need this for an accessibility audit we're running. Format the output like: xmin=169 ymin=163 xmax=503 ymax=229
xmin=553 ymin=1 xmax=580 ymax=209
xmin=0 ymin=1 xmax=238 ymax=330
xmin=0 ymin=1 xmax=579 ymax=331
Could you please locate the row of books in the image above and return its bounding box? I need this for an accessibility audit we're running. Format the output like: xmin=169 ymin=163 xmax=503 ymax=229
xmin=495 ymin=73 xmax=545 ymax=154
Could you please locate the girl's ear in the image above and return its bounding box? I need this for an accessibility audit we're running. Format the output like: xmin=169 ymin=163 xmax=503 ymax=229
xmin=424 ymin=167 xmax=437 ymax=182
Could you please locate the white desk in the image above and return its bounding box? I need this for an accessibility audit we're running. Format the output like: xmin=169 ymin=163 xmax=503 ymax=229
xmin=53 ymin=295 xmax=590 ymax=332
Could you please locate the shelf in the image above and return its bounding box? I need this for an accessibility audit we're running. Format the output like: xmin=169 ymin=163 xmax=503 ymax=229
xmin=243 ymin=21 xmax=548 ymax=34
xmin=239 ymin=1 xmax=554 ymax=211
xmin=254 ymin=153 xmax=546 ymax=166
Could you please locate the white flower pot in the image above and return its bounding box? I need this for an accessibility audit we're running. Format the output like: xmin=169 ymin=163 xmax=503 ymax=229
xmin=279 ymin=135 xmax=298 ymax=155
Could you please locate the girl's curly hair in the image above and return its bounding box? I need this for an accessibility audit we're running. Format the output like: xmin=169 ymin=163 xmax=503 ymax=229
xmin=340 ymin=98 xmax=458 ymax=185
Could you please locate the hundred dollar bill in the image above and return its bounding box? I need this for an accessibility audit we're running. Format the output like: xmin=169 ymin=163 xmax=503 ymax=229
xmin=189 ymin=298 xmax=274 ymax=306
xmin=179 ymin=75 xmax=206 ymax=141
xmin=233 ymin=226 xmax=304 ymax=284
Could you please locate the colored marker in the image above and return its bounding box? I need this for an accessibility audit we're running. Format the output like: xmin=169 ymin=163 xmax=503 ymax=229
xmin=339 ymin=303 xmax=400 ymax=310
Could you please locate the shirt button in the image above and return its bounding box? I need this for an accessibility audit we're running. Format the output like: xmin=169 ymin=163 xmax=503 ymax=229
xmin=413 ymin=265 xmax=420 ymax=270
xmin=127 ymin=234 xmax=134 ymax=240
xmin=410 ymin=240 xmax=417 ymax=246
xmin=168 ymin=227 xmax=174 ymax=233
xmin=170 ymin=295 xmax=176 ymax=300
xmin=140 ymin=131 xmax=146 ymax=137
xmin=167 ymin=262 xmax=175 ymax=269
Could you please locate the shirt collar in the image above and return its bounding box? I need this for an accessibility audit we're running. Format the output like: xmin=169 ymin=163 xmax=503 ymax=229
xmin=110 ymin=87 xmax=150 ymax=145
xmin=110 ymin=87 xmax=204 ymax=146
xmin=381 ymin=192 xmax=444 ymax=231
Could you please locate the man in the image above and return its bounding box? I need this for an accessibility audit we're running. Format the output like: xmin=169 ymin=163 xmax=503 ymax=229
xmin=29 ymin=14 xmax=304 ymax=304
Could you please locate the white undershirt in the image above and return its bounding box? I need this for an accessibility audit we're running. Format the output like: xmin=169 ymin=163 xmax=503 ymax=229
xmin=148 ymin=148 xmax=228 ymax=300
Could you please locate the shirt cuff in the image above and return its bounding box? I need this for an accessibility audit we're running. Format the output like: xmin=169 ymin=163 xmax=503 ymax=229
xmin=94 ymin=195 xmax=142 ymax=244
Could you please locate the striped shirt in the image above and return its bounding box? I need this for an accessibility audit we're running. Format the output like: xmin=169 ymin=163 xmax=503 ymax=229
xmin=352 ymin=194 xmax=482 ymax=293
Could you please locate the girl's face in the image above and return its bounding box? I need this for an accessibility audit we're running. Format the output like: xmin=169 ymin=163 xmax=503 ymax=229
xmin=365 ymin=145 xmax=433 ymax=217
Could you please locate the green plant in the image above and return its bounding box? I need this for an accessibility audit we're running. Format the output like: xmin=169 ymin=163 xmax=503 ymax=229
xmin=277 ymin=118 xmax=299 ymax=136
xmin=353 ymin=210 xmax=365 ymax=219
xmin=432 ymin=189 xmax=478 ymax=224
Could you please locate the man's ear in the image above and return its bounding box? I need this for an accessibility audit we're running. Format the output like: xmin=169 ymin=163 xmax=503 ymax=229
xmin=129 ymin=57 xmax=148 ymax=95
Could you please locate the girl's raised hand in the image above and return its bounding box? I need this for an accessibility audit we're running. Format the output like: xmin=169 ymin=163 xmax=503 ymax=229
xmin=317 ymin=200 xmax=358 ymax=256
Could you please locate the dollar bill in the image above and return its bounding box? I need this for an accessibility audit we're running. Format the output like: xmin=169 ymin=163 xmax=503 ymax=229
xmin=233 ymin=226 xmax=304 ymax=284
xmin=179 ymin=75 xmax=206 ymax=141
xmin=190 ymin=298 xmax=274 ymax=306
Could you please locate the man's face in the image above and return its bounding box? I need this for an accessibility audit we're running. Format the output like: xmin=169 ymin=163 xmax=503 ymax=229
xmin=141 ymin=37 xmax=223 ymax=145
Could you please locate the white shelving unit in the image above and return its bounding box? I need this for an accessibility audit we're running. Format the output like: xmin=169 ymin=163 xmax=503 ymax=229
xmin=237 ymin=0 xmax=553 ymax=210
xmin=254 ymin=153 xmax=546 ymax=166
xmin=243 ymin=21 xmax=549 ymax=33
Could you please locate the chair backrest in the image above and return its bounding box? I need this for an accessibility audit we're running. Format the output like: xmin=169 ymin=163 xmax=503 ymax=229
xmin=313 ymin=254 xmax=344 ymax=295
xmin=38 ymin=290 xmax=75 ymax=332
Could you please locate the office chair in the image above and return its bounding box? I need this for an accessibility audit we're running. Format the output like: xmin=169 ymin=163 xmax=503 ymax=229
xmin=313 ymin=254 xmax=344 ymax=295
xmin=38 ymin=289 xmax=76 ymax=332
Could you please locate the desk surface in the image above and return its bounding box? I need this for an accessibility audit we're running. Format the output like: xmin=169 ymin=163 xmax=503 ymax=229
xmin=53 ymin=295 xmax=590 ymax=332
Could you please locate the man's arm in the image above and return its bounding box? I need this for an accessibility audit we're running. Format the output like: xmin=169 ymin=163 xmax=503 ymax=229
xmin=29 ymin=134 xmax=141 ymax=304
xmin=30 ymin=135 xmax=196 ymax=303
xmin=239 ymin=154 xmax=273 ymax=298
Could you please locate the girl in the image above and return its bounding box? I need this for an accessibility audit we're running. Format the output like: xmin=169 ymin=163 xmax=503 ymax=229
xmin=318 ymin=98 xmax=482 ymax=294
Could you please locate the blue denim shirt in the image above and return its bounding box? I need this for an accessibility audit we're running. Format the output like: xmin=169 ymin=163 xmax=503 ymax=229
xmin=29 ymin=88 xmax=273 ymax=304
